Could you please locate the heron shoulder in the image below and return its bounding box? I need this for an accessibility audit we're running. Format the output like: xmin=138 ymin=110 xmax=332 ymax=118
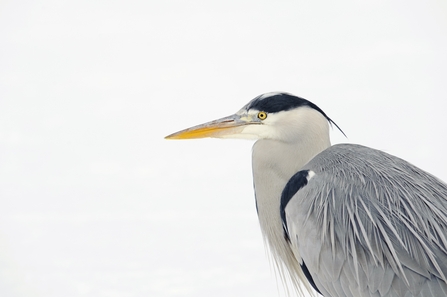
xmin=306 ymin=143 xmax=447 ymax=186
xmin=283 ymin=143 xmax=447 ymax=296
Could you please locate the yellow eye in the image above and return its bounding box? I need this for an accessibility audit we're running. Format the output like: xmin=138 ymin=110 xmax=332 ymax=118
xmin=257 ymin=111 xmax=267 ymax=120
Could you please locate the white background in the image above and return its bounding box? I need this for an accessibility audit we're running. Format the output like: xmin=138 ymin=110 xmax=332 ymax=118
xmin=1 ymin=1 xmax=447 ymax=296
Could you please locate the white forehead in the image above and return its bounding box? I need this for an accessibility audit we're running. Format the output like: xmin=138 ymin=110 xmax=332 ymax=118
xmin=236 ymin=107 xmax=258 ymax=116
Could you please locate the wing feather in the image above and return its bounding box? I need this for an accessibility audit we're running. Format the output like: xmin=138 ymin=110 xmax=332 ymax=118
xmin=284 ymin=144 xmax=447 ymax=296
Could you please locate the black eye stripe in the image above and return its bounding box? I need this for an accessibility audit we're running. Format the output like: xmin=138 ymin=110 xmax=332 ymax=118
xmin=247 ymin=93 xmax=346 ymax=137
xmin=249 ymin=93 xmax=314 ymax=113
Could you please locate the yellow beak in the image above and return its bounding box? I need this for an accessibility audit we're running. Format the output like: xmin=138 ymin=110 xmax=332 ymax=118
xmin=165 ymin=114 xmax=255 ymax=139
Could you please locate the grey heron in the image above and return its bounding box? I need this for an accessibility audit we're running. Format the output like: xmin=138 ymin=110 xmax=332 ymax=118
xmin=165 ymin=92 xmax=447 ymax=297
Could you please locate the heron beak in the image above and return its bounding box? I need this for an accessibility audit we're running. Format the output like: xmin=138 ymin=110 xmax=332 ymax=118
xmin=165 ymin=114 xmax=254 ymax=139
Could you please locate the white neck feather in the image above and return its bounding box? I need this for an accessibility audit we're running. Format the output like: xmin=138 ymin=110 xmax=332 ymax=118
xmin=251 ymin=108 xmax=331 ymax=295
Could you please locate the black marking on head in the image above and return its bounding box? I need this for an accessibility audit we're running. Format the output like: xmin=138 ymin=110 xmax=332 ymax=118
xmin=248 ymin=93 xmax=346 ymax=137
xmin=249 ymin=93 xmax=320 ymax=113
xmin=301 ymin=261 xmax=322 ymax=295
xmin=280 ymin=170 xmax=310 ymax=242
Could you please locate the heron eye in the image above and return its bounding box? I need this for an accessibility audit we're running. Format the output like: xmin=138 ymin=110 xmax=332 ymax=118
xmin=257 ymin=111 xmax=267 ymax=120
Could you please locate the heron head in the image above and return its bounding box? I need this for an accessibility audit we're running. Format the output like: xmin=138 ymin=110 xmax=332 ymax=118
xmin=165 ymin=92 xmax=344 ymax=142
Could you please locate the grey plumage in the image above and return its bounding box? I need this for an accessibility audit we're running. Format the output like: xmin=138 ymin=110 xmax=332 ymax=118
xmin=285 ymin=144 xmax=447 ymax=297
xmin=166 ymin=92 xmax=447 ymax=297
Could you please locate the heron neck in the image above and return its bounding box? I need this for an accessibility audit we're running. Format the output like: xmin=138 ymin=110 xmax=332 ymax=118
xmin=251 ymin=131 xmax=331 ymax=283
xmin=252 ymin=135 xmax=330 ymax=226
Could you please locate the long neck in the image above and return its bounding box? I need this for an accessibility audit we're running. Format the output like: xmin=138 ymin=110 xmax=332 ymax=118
xmin=252 ymin=135 xmax=330 ymax=242
xmin=251 ymin=116 xmax=331 ymax=293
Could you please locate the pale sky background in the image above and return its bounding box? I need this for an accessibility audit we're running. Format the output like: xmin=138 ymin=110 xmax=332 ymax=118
xmin=1 ymin=1 xmax=447 ymax=297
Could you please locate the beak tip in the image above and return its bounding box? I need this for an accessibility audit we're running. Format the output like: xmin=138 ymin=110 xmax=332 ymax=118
xmin=165 ymin=114 xmax=244 ymax=140
xmin=164 ymin=134 xmax=178 ymax=140
xmin=165 ymin=131 xmax=192 ymax=140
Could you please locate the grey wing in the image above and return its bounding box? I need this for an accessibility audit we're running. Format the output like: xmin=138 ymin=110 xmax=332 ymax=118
xmin=284 ymin=144 xmax=447 ymax=297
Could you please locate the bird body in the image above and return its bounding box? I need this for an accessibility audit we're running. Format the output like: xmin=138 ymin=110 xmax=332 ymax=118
xmin=286 ymin=144 xmax=447 ymax=297
xmin=166 ymin=92 xmax=447 ymax=297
